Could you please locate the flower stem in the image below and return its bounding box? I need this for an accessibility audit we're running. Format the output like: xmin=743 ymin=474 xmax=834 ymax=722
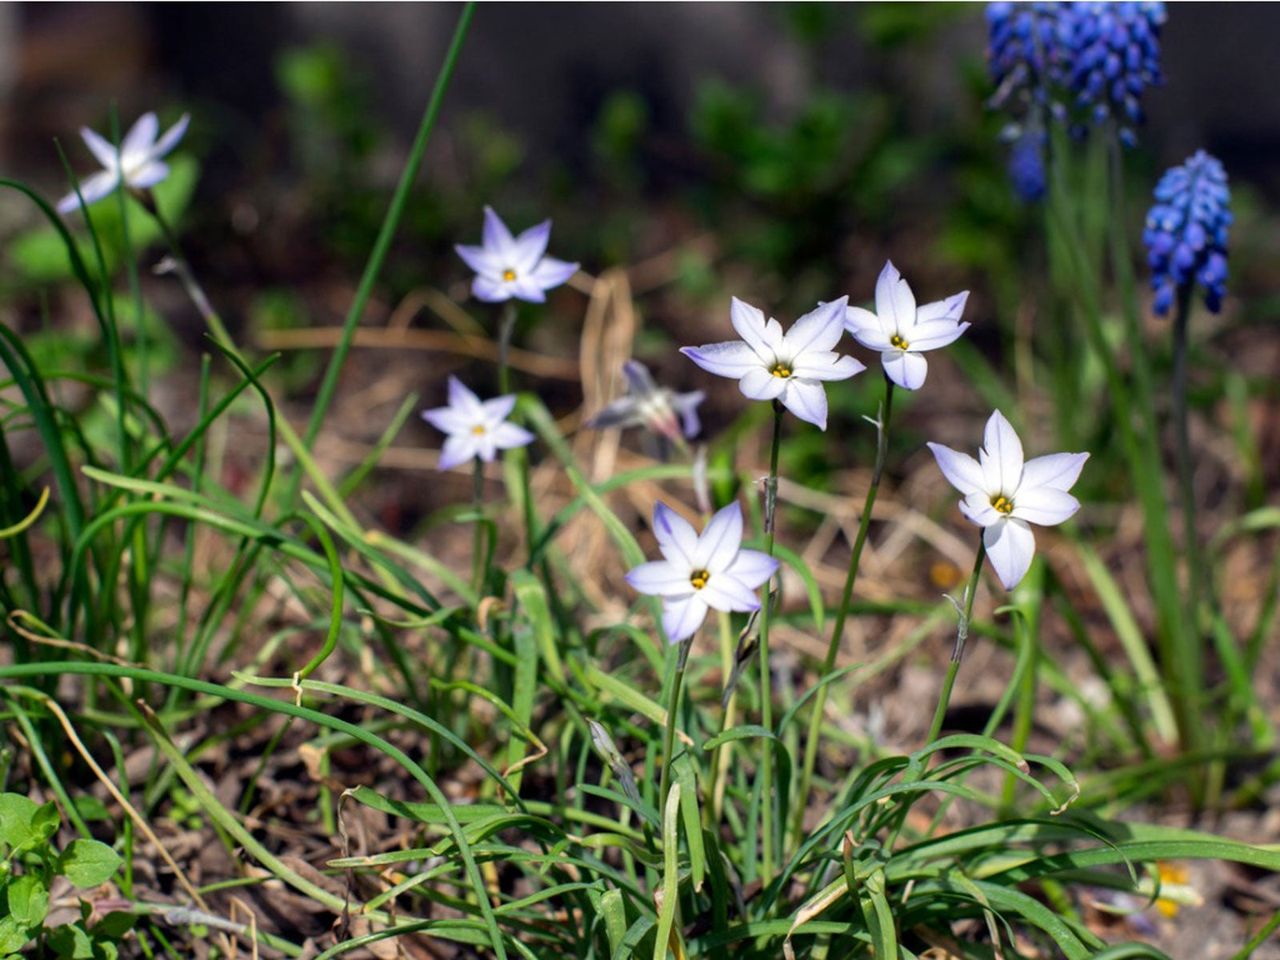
xmin=497 ymin=302 xmax=518 ymax=395
xmin=925 ymin=537 xmax=987 ymax=744
xmin=757 ymin=400 xmax=784 ymax=883
xmin=144 ymin=197 xmax=237 ymax=354
xmin=1171 ymin=285 xmax=1204 ymax=628
xmin=791 ymin=377 xmax=894 ymax=846
xmin=659 ymin=635 xmax=694 ymax=820
xmin=472 ymin=456 xmax=486 ymax=596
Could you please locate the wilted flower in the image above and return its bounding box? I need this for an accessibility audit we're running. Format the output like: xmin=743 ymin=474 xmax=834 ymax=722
xmin=421 ymin=376 xmax=534 ymax=470
xmin=57 ymin=111 xmax=190 ymax=214
xmin=844 ymin=262 xmax=970 ymax=391
xmin=681 ymin=297 xmax=862 ymax=431
xmin=1143 ymin=150 xmax=1231 ymax=316
xmin=586 ymin=360 xmax=705 ymax=442
xmin=1065 ymin=2 xmax=1166 ymax=146
xmin=455 ymin=206 xmax=579 ymax=304
xmin=928 ymin=410 xmax=1087 ymax=590
xmin=626 ymin=501 xmax=778 ymax=642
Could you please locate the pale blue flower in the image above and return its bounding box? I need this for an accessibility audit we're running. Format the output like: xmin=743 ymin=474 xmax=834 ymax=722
xmin=681 ymin=297 xmax=862 ymax=431
xmin=626 ymin=501 xmax=778 ymax=642
xmin=455 ymin=206 xmax=579 ymax=303
xmin=586 ymin=360 xmax=704 ymax=442
xmin=57 ymin=112 xmax=190 ymax=214
xmin=421 ymin=376 xmax=534 ymax=470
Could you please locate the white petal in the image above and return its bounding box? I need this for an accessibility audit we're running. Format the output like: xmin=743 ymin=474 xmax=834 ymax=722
xmin=791 ymin=351 xmax=865 ymax=382
xmin=456 ymin=243 xmax=501 ymax=277
xmin=447 ymin=376 xmax=483 ymax=415
xmin=694 ymin=502 xmax=744 ymax=572
xmin=481 ymin=394 xmax=518 ymax=423
xmin=509 ymin=276 xmax=548 ymax=302
xmin=482 ymin=206 xmax=516 ymax=256
xmin=700 ymin=574 xmax=762 ymax=613
xmin=916 ymin=290 xmax=969 ymax=324
xmin=889 ymin=276 xmax=917 ymax=333
xmin=881 ymin=350 xmax=928 ymax=390
xmin=784 ymin=297 xmax=848 ymax=356
xmin=984 ymin=518 xmax=1036 ymax=590
xmin=122 ymin=112 xmax=159 ymax=159
xmin=980 ymin=410 xmax=1024 ymax=496
xmin=57 ymin=170 xmax=119 ymax=213
xmin=79 ymin=126 xmax=118 ymax=169
xmin=1019 ymin=452 xmax=1089 ymax=493
xmin=845 ymin=309 xmax=893 ymax=350
xmin=739 ymin=366 xmax=787 ymax=401
xmin=662 ymin=594 xmax=709 ymax=643
xmin=959 ymin=492 xmax=1002 ymax=527
xmin=421 ymin=405 xmax=473 ymax=435
xmin=512 ymin=220 xmax=552 ymax=272
xmin=653 ymin=501 xmax=699 ymax=567
xmin=780 ymin=379 xmax=829 ymax=430
xmin=681 ymin=342 xmax=760 ymax=380
xmin=873 ymin=261 xmax=902 ymax=323
xmin=126 ymin=161 xmax=169 ymax=189
xmin=490 ymin=422 xmax=535 ymax=451
xmin=626 ymin=560 xmax=693 ymax=597
xmin=438 ymin=434 xmax=478 ymax=470
xmin=730 ymin=298 xmax=773 ymax=360
xmin=151 ymin=113 xmax=190 ymax=158
xmin=725 ymin=549 xmax=779 ymax=589
xmin=476 ymin=433 xmax=499 ymax=462
xmin=926 ymin=442 xmax=986 ymax=496
xmin=528 ymin=256 xmax=578 ymax=290
xmin=907 ymin=319 xmax=970 ymax=352
xmin=1011 ymin=487 xmax=1080 ymax=526
xmin=472 ymin=274 xmax=512 ymax=302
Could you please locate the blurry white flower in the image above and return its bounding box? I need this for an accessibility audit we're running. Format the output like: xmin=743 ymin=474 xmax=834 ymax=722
xmin=626 ymin=501 xmax=778 ymax=642
xmin=928 ymin=410 xmax=1087 ymax=589
xmin=421 ymin=376 xmax=534 ymax=470
xmin=455 ymin=206 xmax=579 ymax=303
xmin=57 ymin=112 xmax=190 ymax=214
xmin=586 ymin=360 xmax=704 ymax=442
xmin=844 ymin=261 xmax=970 ymax=390
xmin=680 ymin=297 xmax=863 ymax=430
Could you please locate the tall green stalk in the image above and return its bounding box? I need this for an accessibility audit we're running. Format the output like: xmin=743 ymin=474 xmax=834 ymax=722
xmin=1170 ymin=286 xmax=1204 ymax=627
xmin=757 ymin=400 xmax=784 ymax=883
xmin=926 ymin=538 xmax=987 ymax=744
xmin=791 ymin=376 xmax=894 ymax=845
xmin=287 ymin=2 xmax=476 ymax=504
xmin=658 ymin=636 xmax=694 ymax=820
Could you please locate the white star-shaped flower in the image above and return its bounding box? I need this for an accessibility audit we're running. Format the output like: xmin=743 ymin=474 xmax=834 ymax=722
xmin=421 ymin=376 xmax=535 ymax=471
xmin=928 ymin=410 xmax=1088 ymax=590
xmin=626 ymin=501 xmax=779 ymax=642
xmin=455 ymin=207 xmax=579 ymax=303
xmin=57 ymin=112 xmax=190 ymax=214
xmin=844 ymin=261 xmax=970 ymax=390
xmin=680 ymin=297 xmax=864 ymax=430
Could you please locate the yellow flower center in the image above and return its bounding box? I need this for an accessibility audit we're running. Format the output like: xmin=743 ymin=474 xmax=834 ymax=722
xmin=890 ymin=333 xmax=909 ymax=350
xmin=770 ymin=363 xmax=793 ymax=378
xmin=689 ymin=569 xmax=710 ymax=590
xmin=472 ymin=425 xmax=487 ymax=436
xmin=502 ymin=268 xmax=517 ymax=282
xmin=991 ymin=494 xmax=1014 ymax=515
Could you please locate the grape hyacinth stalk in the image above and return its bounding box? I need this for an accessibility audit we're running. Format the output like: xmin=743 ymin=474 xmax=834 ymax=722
xmin=1143 ymin=150 xmax=1232 ymax=625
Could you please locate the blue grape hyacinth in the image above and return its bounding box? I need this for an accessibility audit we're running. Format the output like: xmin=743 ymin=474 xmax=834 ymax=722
xmin=986 ymin=2 xmax=1072 ymax=116
xmin=1065 ymin=2 xmax=1167 ymax=146
xmin=1143 ymin=151 xmax=1231 ymax=316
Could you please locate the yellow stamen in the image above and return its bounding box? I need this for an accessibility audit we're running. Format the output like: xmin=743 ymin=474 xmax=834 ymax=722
xmin=991 ymin=495 xmax=1014 ymax=514
xmin=502 ymin=268 xmax=517 ymax=282
xmin=472 ymin=425 xmax=487 ymax=436
xmin=770 ymin=363 xmax=793 ymax=378
xmin=689 ymin=569 xmax=710 ymax=590
xmin=890 ymin=333 xmax=909 ymax=350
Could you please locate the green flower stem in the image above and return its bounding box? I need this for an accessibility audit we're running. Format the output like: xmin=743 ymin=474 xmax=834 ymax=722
xmin=707 ymin=610 xmax=736 ymax=826
xmin=757 ymin=400 xmax=785 ymax=883
xmin=497 ymin=301 xmax=518 ymax=396
xmin=1171 ymin=285 xmax=1204 ymax=628
xmin=659 ymin=636 xmax=694 ymax=821
xmin=472 ymin=456 xmax=487 ymax=595
xmin=792 ymin=376 xmax=894 ymax=847
xmin=144 ymin=198 xmax=236 ymax=355
xmin=926 ymin=537 xmax=987 ymax=744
